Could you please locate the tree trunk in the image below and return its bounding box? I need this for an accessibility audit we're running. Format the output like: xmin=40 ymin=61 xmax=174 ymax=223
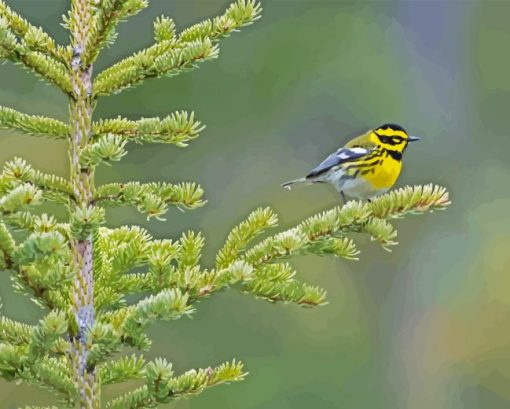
xmin=68 ymin=1 xmax=98 ymax=407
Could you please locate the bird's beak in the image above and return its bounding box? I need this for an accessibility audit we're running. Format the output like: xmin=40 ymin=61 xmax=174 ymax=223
xmin=408 ymin=135 xmax=421 ymax=142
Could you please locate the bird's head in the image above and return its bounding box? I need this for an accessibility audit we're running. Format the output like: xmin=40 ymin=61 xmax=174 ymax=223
xmin=369 ymin=123 xmax=420 ymax=156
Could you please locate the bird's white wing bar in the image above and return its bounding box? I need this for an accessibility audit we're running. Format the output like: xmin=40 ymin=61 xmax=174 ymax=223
xmin=306 ymin=147 xmax=371 ymax=178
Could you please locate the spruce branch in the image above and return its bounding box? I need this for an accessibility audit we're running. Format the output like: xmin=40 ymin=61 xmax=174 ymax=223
xmin=91 ymin=187 xmax=449 ymax=313
xmin=0 ymin=341 xmax=76 ymax=404
xmin=92 ymin=111 xmax=205 ymax=146
xmin=0 ymin=183 xmax=43 ymax=213
xmin=28 ymin=310 xmax=68 ymax=357
xmin=94 ymin=289 xmax=192 ymax=351
xmin=362 ymin=217 xmax=398 ymax=250
xmin=94 ymin=38 xmax=218 ymax=96
xmin=86 ymin=322 xmax=122 ymax=367
xmin=97 ymin=225 xmax=151 ymax=276
xmin=94 ymin=225 xmax=153 ymax=308
xmin=0 ymin=316 xmax=33 ymax=346
xmin=105 ymin=359 xmax=246 ymax=409
xmin=1 ymin=211 xmax=70 ymax=239
xmin=216 ymin=207 xmax=278 ymax=269
xmin=0 ymin=16 xmax=71 ymax=92
xmin=0 ymin=1 xmax=71 ymax=64
xmin=168 ymin=359 xmax=246 ymax=398
xmin=23 ymin=407 xmax=59 ymax=409
xmin=120 ymin=288 xmax=194 ymax=348
xmin=12 ymin=232 xmax=71 ymax=305
xmin=243 ymin=185 xmax=450 ymax=268
xmin=154 ymin=15 xmax=175 ymax=43
xmin=243 ymin=263 xmax=327 ymax=306
xmin=178 ymin=231 xmax=204 ymax=271
xmin=80 ymin=133 xmax=127 ymax=168
xmin=113 ymin=272 xmax=151 ymax=295
xmin=0 ymin=157 xmax=75 ymax=203
xmin=10 ymin=261 xmax=71 ymax=310
xmin=19 ymin=356 xmax=77 ymax=406
xmin=93 ymin=0 xmax=262 ymax=97
xmin=206 ymin=185 xmax=450 ymax=306
xmin=0 ymin=222 xmax=15 ymax=269
xmin=94 ymin=181 xmax=205 ymax=219
xmin=0 ymin=342 xmax=27 ymax=379
xmin=70 ymin=205 xmax=105 ymax=240
xmin=13 ymin=49 xmax=72 ymax=93
xmin=0 ymin=106 xmax=70 ymax=139
xmin=99 ymin=354 xmax=145 ymax=385
xmin=31 ymin=213 xmax=70 ymax=237
xmin=179 ymin=0 xmax=262 ymax=43
xmin=368 ymin=183 xmax=451 ymax=219
xmin=85 ymin=0 xmax=149 ymax=65
xmin=1 ymin=210 xmax=39 ymax=231
xmin=163 ymin=266 xmax=232 ymax=301
xmin=144 ymin=358 xmax=174 ymax=403
xmin=146 ymin=239 xmax=179 ymax=291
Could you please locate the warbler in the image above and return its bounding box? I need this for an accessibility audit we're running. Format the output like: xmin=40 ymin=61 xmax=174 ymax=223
xmin=282 ymin=123 xmax=420 ymax=201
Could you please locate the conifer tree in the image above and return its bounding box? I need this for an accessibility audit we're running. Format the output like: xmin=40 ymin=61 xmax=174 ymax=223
xmin=0 ymin=1 xmax=450 ymax=408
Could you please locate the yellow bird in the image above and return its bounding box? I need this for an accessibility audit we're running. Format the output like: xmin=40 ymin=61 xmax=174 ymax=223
xmin=282 ymin=123 xmax=420 ymax=202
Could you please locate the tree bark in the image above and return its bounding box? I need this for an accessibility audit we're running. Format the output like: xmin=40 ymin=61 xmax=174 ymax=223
xmin=68 ymin=1 xmax=98 ymax=407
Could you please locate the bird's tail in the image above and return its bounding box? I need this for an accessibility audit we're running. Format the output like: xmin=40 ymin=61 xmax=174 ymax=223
xmin=281 ymin=177 xmax=308 ymax=190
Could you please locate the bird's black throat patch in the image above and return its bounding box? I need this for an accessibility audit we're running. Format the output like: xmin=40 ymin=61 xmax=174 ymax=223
xmin=385 ymin=149 xmax=402 ymax=161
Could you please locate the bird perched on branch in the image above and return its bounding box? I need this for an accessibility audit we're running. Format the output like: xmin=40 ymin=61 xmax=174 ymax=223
xmin=282 ymin=123 xmax=420 ymax=202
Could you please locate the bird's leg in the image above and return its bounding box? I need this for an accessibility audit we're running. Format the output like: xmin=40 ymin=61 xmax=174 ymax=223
xmin=340 ymin=191 xmax=347 ymax=204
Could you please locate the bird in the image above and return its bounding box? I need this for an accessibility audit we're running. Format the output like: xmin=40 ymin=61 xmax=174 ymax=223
xmin=281 ymin=123 xmax=420 ymax=202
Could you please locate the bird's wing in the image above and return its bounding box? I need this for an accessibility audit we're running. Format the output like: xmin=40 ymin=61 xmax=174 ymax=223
xmin=306 ymin=146 xmax=372 ymax=178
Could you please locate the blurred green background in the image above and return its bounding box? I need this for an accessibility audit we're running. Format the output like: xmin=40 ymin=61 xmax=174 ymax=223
xmin=1 ymin=0 xmax=510 ymax=408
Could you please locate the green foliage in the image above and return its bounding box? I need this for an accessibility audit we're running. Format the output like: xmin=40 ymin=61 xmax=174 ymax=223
xmin=28 ymin=310 xmax=68 ymax=357
xmin=0 ymin=1 xmax=451 ymax=408
xmin=0 ymin=183 xmax=42 ymax=213
xmin=23 ymin=407 xmax=59 ymax=409
xmin=0 ymin=106 xmax=69 ymax=139
xmin=94 ymin=181 xmax=206 ymax=219
xmin=0 ymin=222 xmax=15 ymax=268
xmin=93 ymin=0 xmax=263 ymax=96
xmin=94 ymin=37 xmax=218 ymax=96
xmin=245 ymin=263 xmax=328 ymax=306
xmin=178 ymin=231 xmax=204 ymax=270
xmin=93 ymin=111 xmax=205 ymax=146
xmin=99 ymin=354 xmax=146 ymax=385
xmin=84 ymin=0 xmax=149 ymax=65
xmin=154 ymin=15 xmax=175 ymax=43
xmin=19 ymin=355 xmax=77 ymax=404
xmin=70 ymin=205 xmax=105 ymax=239
xmin=105 ymin=359 xmax=246 ymax=409
xmin=80 ymin=134 xmax=127 ymax=168
xmin=0 ymin=157 xmax=74 ymax=203
xmin=87 ymin=322 xmax=122 ymax=367
xmin=0 ymin=0 xmax=70 ymax=62
xmin=14 ymin=231 xmax=69 ymax=265
xmin=121 ymin=288 xmax=194 ymax=338
xmin=0 ymin=316 xmax=33 ymax=345
xmin=216 ymin=207 xmax=278 ymax=269
xmin=0 ymin=15 xmax=71 ymax=92
xmin=179 ymin=0 xmax=262 ymax=42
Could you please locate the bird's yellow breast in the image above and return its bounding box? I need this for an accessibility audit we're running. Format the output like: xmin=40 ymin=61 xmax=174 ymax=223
xmin=363 ymin=154 xmax=402 ymax=190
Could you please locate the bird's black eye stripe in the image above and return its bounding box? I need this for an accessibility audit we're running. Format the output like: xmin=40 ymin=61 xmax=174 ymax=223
xmin=375 ymin=132 xmax=405 ymax=145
